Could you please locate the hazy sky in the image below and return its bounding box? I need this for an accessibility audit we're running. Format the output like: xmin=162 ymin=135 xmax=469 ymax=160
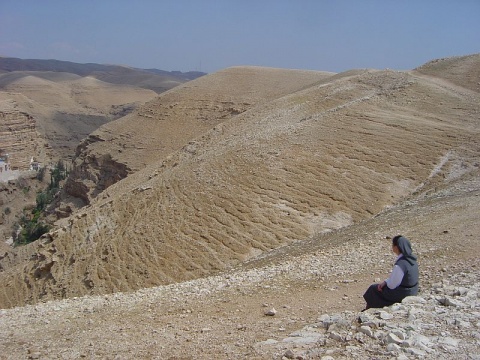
xmin=1 ymin=1 xmax=479 ymax=74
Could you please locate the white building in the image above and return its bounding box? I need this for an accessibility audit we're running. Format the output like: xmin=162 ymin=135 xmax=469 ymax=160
xmin=0 ymin=155 xmax=10 ymax=173
xmin=30 ymin=157 xmax=41 ymax=171
xmin=0 ymin=154 xmax=19 ymax=182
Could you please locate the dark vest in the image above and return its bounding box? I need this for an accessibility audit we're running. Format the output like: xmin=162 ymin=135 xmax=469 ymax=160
xmin=395 ymin=257 xmax=419 ymax=289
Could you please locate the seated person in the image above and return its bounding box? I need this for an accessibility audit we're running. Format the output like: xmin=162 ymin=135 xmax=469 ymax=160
xmin=363 ymin=235 xmax=419 ymax=310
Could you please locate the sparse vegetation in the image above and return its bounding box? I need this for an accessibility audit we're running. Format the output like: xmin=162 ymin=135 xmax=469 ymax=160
xmin=36 ymin=166 xmax=47 ymax=181
xmin=49 ymin=160 xmax=68 ymax=191
xmin=13 ymin=160 xmax=68 ymax=246
xmin=14 ymin=213 xmax=50 ymax=246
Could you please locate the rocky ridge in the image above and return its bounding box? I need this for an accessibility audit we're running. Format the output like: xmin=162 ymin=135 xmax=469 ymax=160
xmin=0 ymin=105 xmax=41 ymax=170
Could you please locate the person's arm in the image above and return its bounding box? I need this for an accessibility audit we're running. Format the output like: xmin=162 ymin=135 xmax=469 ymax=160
xmin=378 ymin=265 xmax=404 ymax=291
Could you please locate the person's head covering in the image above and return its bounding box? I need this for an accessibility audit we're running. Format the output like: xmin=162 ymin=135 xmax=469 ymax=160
xmin=394 ymin=235 xmax=417 ymax=265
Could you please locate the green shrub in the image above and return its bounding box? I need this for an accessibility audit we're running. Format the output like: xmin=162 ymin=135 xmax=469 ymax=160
xmin=15 ymin=218 xmax=50 ymax=246
xmin=49 ymin=160 xmax=68 ymax=191
xmin=13 ymin=161 xmax=68 ymax=246
xmin=36 ymin=189 xmax=54 ymax=211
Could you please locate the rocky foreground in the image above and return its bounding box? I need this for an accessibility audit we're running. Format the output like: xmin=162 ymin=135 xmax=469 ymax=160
xmin=0 ymin=257 xmax=478 ymax=359
xmin=255 ymin=269 xmax=480 ymax=359
xmin=0 ymin=171 xmax=479 ymax=359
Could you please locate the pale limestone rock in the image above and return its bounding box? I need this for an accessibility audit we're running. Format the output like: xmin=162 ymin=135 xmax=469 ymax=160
xmin=359 ymin=326 xmax=374 ymax=338
xmin=264 ymin=307 xmax=276 ymax=316
xmin=402 ymin=296 xmax=426 ymax=304
xmin=385 ymin=332 xmax=403 ymax=345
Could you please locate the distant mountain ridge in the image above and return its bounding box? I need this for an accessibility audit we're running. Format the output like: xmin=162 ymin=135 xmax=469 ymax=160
xmin=0 ymin=56 xmax=205 ymax=163
xmin=0 ymin=56 xmax=206 ymax=93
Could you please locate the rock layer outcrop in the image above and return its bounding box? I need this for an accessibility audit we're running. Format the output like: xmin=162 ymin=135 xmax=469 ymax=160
xmin=0 ymin=107 xmax=39 ymax=170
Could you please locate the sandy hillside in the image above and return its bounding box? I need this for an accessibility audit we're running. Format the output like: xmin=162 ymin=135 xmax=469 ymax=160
xmin=414 ymin=53 xmax=480 ymax=93
xmin=0 ymin=72 xmax=158 ymax=114
xmin=63 ymin=67 xmax=335 ymax=204
xmin=0 ymin=54 xmax=204 ymax=165
xmin=0 ymin=62 xmax=202 ymax=258
xmin=0 ymin=54 xmax=478 ymax=359
xmin=0 ymin=132 xmax=478 ymax=359
xmin=0 ymin=55 xmax=478 ymax=313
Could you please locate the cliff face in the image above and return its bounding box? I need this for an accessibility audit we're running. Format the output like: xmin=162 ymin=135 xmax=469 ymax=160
xmin=0 ymin=108 xmax=40 ymax=170
xmin=63 ymin=149 xmax=130 ymax=206
xmin=0 ymin=107 xmax=48 ymax=246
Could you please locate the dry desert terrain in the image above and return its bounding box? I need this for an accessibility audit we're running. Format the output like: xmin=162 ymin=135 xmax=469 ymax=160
xmin=0 ymin=54 xmax=479 ymax=359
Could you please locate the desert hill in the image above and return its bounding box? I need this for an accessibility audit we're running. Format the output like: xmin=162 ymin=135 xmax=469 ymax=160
xmin=0 ymin=165 xmax=478 ymax=358
xmin=0 ymin=55 xmax=478 ymax=311
xmin=414 ymin=53 xmax=480 ymax=93
xmin=0 ymin=57 xmax=205 ymax=163
xmin=0 ymin=58 xmax=205 ymax=267
xmin=0 ymin=71 xmax=156 ymax=163
xmin=63 ymin=66 xmax=335 ymax=205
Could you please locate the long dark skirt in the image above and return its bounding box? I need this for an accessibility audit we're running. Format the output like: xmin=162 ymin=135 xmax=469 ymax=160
xmin=363 ymin=283 xmax=418 ymax=309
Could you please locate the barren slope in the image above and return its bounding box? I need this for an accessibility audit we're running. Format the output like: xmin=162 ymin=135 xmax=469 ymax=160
xmin=0 ymin=150 xmax=478 ymax=359
xmin=64 ymin=67 xmax=335 ymax=204
xmin=0 ymin=55 xmax=478 ymax=309
xmin=414 ymin=53 xmax=480 ymax=92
